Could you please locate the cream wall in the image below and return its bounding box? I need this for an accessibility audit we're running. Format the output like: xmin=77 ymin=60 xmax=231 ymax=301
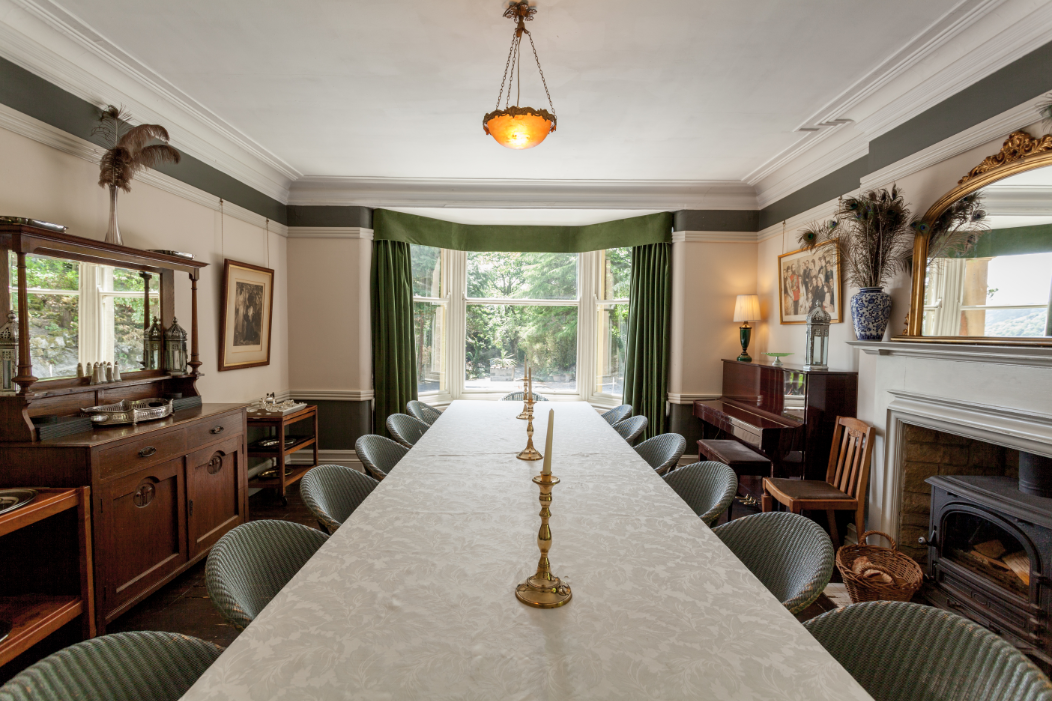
xmin=669 ymin=239 xmax=759 ymax=399
xmin=0 ymin=124 xmax=289 ymax=402
xmin=286 ymin=236 xmax=372 ymax=394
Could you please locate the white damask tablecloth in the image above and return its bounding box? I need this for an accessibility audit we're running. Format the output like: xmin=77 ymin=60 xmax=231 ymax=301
xmin=183 ymin=401 xmax=872 ymax=700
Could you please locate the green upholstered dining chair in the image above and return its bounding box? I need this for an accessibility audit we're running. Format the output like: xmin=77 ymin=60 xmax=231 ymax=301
xmin=711 ymin=511 xmax=834 ymax=615
xmin=0 ymin=631 xmax=222 ymax=701
xmin=663 ymin=461 xmax=738 ymax=525
xmin=600 ymin=404 xmax=632 ymax=426
xmin=355 ymin=434 xmax=408 ymax=480
xmin=804 ymin=601 xmax=1052 ymax=701
xmin=386 ymin=413 xmax=429 ymax=448
xmin=206 ymin=520 xmax=329 ymax=630
xmin=612 ymin=415 xmax=648 ymax=445
xmin=501 ymin=391 xmax=549 ymax=402
xmin=407 ymin=400 xmax=442 ymax=425
xmin=634 ymin=433 xmax=687 ymax=475
xmin=301 ymin=464 xmax=378 ymax=534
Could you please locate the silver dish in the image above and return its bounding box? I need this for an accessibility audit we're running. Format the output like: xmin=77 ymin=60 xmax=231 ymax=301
xmin=0 ymin=216 xmax=67 ymax=232
xmin=0 ymin=489 xmax=37 ymax=517
xmin=82 ymin=398 xmax=174 ymax=426
xmin=148 ymin=249 xmax=195 ymax=259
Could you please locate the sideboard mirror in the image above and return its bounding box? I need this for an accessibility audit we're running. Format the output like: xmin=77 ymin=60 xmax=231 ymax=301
xmin=904 ymin=130 xmax=1052 ymax=346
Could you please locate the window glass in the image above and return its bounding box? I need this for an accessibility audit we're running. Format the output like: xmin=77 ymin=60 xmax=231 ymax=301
xmin=13 ymin=253 xmax=80 ymax=378
xmin=467 ymin=252 xmax=577 ymax=300
xmin=598 ymin=247 xmax=632 ymax=300
xmin=465 ymin=304 xmax=577 ymax=392
xmin=410 ymin=244 xmax=443 ymax=298
xmin=111 ymin=268 xmax=159 ymax=370
xmin=414 ymin=301 xmax=445 ymax=393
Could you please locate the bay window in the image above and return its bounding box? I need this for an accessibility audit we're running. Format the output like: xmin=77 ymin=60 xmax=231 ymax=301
xmin=411 ymin=245 xmax=631 ymax=405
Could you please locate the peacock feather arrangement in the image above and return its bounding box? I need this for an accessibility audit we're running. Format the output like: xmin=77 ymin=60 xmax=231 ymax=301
xmin=93 ymin=105 xmax=181 ymax=245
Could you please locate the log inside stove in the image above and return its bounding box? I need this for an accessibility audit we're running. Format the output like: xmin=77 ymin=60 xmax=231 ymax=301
xmin=947 ymin=518 xmax=1031 ymax=596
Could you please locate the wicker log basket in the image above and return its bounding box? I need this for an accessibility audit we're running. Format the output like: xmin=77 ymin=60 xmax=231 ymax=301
xmin=836 ymin=530 xmax=923 ymax=603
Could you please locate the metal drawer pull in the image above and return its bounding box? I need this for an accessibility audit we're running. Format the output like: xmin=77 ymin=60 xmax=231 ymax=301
xmin=138 ymin=446 xmax=157 ymax=458
xmin=211 ymin=426 xmax=225 ymax=435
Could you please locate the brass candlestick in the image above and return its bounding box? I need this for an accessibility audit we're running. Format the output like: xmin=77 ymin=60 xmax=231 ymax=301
xmin=516 ymin=376 xmax=531 ymax=420
xmin=516 ymin=472 xmax=572 ymax=608
xmin=516 ymin=406 xmax=542 ymax=460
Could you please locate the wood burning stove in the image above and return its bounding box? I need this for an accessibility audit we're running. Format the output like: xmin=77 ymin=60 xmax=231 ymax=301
xmin=923 ymin=474 xmax=1052 ymax=671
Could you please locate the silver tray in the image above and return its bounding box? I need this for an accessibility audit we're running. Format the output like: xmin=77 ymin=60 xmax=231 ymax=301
xmin=0 ymin=216 xmax=67 ymax=232
xmin=82 ymin=398 xmax=173 ymax=425
xmin=0 ymin=489 xmax=36 ymax=517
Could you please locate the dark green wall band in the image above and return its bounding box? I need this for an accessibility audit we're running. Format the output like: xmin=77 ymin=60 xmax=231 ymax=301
xmin=673 ymin=210 xmax=758 ymax=232
xmin=288 ymin=206 xmax=373 ymax=228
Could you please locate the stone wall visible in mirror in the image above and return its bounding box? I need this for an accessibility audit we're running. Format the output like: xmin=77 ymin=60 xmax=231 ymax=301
xmin=922 ymin=166 xmax=1052 ymax=339
xmin=6 ymin=251 xmax=159 ymax=380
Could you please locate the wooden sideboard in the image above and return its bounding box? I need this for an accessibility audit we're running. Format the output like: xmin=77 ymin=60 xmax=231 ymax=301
xmin=0 ymin=404 xmax=247 ymax=633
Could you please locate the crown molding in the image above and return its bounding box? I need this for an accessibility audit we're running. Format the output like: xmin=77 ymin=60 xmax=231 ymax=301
xmin=0 ymin=101 xmax=288 ymax=236
xmin=982 ymin=186 xmax=1052 ymax=217
xmin=756 ymin=138 xmax=870 ymax=210
xmin=672 ymin=231 xmax=758 ymax=244
xmin=290 ymin=389 xmax=375 ymax=401
xmin=289 ymin=176 xmax=758 ymax=210
xmin=860 ymin=96 xmax=1048 ymax=191
xmin=286 ymin=227 xmax=374 ymax=240
xmin=0 ymin=0 xmax=296 ymax=202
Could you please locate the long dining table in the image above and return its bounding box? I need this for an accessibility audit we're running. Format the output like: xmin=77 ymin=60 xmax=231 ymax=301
xmin=183 ymin=400 xmax=873 ymax=700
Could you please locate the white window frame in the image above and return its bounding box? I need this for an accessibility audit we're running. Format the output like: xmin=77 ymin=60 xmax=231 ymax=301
xmin=417 ymin=249 xmax=623 ymax=409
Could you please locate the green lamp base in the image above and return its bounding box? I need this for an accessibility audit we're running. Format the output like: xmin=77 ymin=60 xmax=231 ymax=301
xmin=738 ymin=323 xmax=753 ymax=362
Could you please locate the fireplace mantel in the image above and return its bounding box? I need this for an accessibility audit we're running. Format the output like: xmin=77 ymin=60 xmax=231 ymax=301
xmin=848 ymin=341 xmax=1052 ymax=368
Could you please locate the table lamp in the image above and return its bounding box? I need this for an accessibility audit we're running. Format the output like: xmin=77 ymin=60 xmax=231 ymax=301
xmin=733 ymin=294 xmax=761 ymax=362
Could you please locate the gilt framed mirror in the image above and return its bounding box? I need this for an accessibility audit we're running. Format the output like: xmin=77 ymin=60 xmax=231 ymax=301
xmin=902 ymin=130 xmax=1052 ymax=346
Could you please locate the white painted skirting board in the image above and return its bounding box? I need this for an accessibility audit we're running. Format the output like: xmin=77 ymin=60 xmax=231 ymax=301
xmin=287 ymin=449 xmax=364 ymax=471
xmin=286 ymin=228 xmax=373 ymax=240
xmin=0 ymin=102 xmax=290 ymax=236
xmin=848 ymin=340 xmax=1052 ymax=367
xmin=289 ymin=390 xmax=374 ymax=401
xmin=667 ymin=393 xmax=720 ymax=404
xmin=881 ymin=389 xmax=1052 ymax=536
xmin=671 ymin=231 xmax=758 ymax=244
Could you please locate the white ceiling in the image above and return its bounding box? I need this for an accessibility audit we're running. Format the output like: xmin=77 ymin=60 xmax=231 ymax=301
xmin=47 ymin=0 xmax=967 ymax=184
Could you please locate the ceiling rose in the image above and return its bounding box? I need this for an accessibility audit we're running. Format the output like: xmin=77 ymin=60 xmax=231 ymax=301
xmin=483 ymin=2 xmax=557 ymax=150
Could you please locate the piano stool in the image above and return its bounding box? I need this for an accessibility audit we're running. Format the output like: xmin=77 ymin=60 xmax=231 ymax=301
xmin=697 ymin=439 xmax=772 ymax=521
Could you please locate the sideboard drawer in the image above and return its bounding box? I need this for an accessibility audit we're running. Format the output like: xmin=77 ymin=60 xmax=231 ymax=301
xmin=186 ymin=411 xmax=243 ymax=449
xmin=98 ymin=429 xmax=186 ymax=480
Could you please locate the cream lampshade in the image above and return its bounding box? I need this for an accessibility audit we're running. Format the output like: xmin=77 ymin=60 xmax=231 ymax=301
xmin=733 ymin=294 xmax=761 ymax=362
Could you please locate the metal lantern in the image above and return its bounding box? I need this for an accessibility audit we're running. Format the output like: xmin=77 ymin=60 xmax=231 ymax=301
xmin=146 ymin=316 xmax=163 ymax=370
xmin=803 ymin=305 xmax=831 ymax=371
xmin=0 ymin=311 xmax=16 ymax=395
xmin=165 ymin=318 xmax=188 ymax=375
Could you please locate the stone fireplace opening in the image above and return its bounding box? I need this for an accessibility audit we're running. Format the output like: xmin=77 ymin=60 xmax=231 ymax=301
xmin=898 ymin=424 xmax=1019 ymax=564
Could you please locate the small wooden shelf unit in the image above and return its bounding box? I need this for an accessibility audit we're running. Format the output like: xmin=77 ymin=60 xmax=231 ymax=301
xmin=0 ymin=487 xmax=94 ymax=668
xmin=248 ymin=405 xmax=318 ymax=504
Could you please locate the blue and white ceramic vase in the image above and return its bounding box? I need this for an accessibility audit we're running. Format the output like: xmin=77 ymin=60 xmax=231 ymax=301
xmin=850 ymin=287 xmax=893 ymax=341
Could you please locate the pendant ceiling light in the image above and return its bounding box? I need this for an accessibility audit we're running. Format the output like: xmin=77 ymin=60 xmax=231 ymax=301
xmin=483 ymin=2 xmax=557 ymax=150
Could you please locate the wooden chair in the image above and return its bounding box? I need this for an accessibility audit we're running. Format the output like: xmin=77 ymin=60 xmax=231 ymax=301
xmin=761 ymin=416 xmax=874 ymax=550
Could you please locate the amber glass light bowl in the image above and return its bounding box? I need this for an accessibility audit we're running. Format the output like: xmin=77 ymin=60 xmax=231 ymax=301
xmin=483 ymin=107 xmax=556 ymax=150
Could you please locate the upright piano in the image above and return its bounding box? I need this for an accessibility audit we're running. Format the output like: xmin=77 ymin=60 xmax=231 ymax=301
xmin=693 ymin=359 xmax=858 ymax=482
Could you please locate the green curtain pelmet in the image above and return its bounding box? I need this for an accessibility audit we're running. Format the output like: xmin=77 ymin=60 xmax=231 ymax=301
xmin=622 ymin=243 xmax=672 ymax=441
xmin=373 ymin=209 xmax=672 ymax=252
xmin=371 ymin=240 xmax=417 ymax=439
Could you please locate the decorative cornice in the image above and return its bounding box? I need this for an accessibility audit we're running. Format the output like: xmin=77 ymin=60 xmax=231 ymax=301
xmin=959 ymin=130 xmax=1052 ymax=184
xmin=671 ymin=231 xmax=758 ymax=244
xmin=667 ymin=393 xmax=720 ymax=404
xmin=0 ymin=101 xmax=289 ymax=236
xmin=982 ymin=185 xmax=1052 ymax=216
xmin=290 ymin=389 xmax=375 ymax=401
xmin=286 ymin=227 xmax=374 ymax=240
xmin=0 ymin=0 xmax=296 ymax=201
xmin=289 ymin=176 xmax=758 ymax=210
xmin=848 ymin=340 xmax=1052 ymax=367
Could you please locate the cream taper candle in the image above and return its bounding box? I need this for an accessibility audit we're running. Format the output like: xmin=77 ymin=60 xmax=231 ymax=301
xmin=541 ymin=409 xmax=554 ymax=475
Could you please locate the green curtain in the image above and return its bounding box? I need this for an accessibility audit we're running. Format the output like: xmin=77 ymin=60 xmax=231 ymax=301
xmin=942 ymin=223 xmax=1052 ymax=258
xmin=373 ymin=209 xmax=672 ymax=252
xmin=371 ymin=240 xmax=417 ymax=438
xmin=622 ymin=243 xmax=672 ymax=441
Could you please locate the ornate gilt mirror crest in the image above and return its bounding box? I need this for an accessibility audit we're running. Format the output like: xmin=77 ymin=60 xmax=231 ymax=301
xmin=903 ymin=129 xmax=1052 ymax=345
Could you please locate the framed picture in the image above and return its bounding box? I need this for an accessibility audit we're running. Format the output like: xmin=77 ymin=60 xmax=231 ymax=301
xmin=777 ymin=240 xmax=842 ymax=324
xmin=219 ymin=259 xmax=274 ymax=371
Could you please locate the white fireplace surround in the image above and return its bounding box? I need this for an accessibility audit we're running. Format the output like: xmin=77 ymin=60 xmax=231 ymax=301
xmin=849 ymin=341 xmax=1052 ymax=541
